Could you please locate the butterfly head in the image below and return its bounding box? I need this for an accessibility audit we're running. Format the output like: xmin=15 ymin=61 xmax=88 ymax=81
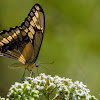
xmin=36 ymin=64 xmax=39 ymax=67
xmin=26 ymin=63 xmax=39 ymax=70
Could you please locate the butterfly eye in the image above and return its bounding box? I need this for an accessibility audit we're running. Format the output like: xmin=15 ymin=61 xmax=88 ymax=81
xmin=36 ymin=64 xmax=39 ymax=67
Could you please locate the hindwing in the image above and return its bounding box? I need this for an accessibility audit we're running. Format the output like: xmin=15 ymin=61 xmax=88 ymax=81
xmin=0 ymin=4 xmax=45 ymax=64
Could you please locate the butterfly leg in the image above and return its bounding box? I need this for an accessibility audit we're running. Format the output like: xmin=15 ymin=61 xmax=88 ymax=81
xmin=28 ymin=69 xmax=35 ymax=78
xmin=37 ymin=68 xmax=39 ymax=76
xmin=21 ymin=68 xmax=26 ymax=81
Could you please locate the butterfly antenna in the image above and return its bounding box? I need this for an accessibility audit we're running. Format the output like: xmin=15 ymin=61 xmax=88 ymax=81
xmin=40 ymin=64 xmax=52 ymax=71
xmin=21 ymin=68 xmax=26 ymax=81
xmin=37 ymin=68 xmax=39 ymax=76
xmin=28 ymin=70 xmax=35 ymax=78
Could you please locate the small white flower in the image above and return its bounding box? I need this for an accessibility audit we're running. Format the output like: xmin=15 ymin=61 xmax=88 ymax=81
xmin=32 ymin=89 xmax=39 ymax=94
xmin=72 ymin=94 xmax=77 ymax=100
xmin=50 ymin=77 xmax=54 ymax=82
xmin=40 ymin=86 xmax=44 ymax=90
xmin=32 ymin=78 xmax=39 ymax=83
xmin=78 ymin=96 xmax=80 ymax=99
xmin=40 ymin=79 xmax=46 ymax=84
xmin=18 ymin=88 xmax=22 ymax=93
xmin=35 ymin=85 xmax=40 ymax=90
xmin=68 ymin=82 xmax=75 ymax=89
xmin=26 ymin=85 xmax=31 ymax=90
xmin=0 ymin=97 xmax=6 ymax=100
xmin=39 ymin=73 xmax=47 ymax=79
xmin=23 ymin=81 xmax=29 ymax=85
xmin=36 ymin=76 xmax=41 ymax=80
xmin=86 ymin=94 xmax=92 ymax=100
xmin=50 ymin=83 xmax=56 ymax=88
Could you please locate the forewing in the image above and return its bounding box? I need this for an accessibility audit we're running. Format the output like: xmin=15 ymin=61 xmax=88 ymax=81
xmin=21 ymin=4 xmax=45 ymax=63
xmin=32 ymin=4 xmax=45 ymax=62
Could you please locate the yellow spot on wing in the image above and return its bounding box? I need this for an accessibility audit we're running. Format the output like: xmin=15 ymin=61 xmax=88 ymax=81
xmin=32 ymin=16 xmax=40 ymax=29
xmin=1 ymin=38 xmax=9 ymax=44
xmin=28 ymin=32 xmax=33 ymax=39
xmin=32 ymin=16 xmax=37 ymax=23
xmin=25 ymin=21 xmax=29 ymax=27
xmin=32 ymin=8 xmax=35 ymax=12
xmin=35 ymin=5 xmax=40 ymax=11
xmin=0 ymin=42 xmax=4 ymax=46
xmin=16 ymin=28 xmax=20 ymax=35
xmin=35 ymin=11 xmax=39 ymax=18
xmin=22 ymin=25 xmax=28 ymax=33
xmin=30 ymin=20 xmax=35 ymax=27
xmin=18 ymin=54 xmax=26 ymax=63
xmin=12 ymin=33 xmax=17 ymax=39
xmin=30 ymin=12 xmax=34 ymax=17
xmin=29 ymin=25 xmax=35 ymax=35
xmin=7 ymin=35 xmax=13 ymax=41
xmin=22 ymin=31 xmax=26 ymax=36
xmin=27 ymin=16 xmax=31 ymax=21
xmin=24 ymin=28 xmax=28 ymax=33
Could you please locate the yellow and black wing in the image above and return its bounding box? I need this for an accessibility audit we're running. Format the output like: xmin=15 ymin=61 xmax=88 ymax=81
xmin=0 ymin=4 xmax=45 ymax=64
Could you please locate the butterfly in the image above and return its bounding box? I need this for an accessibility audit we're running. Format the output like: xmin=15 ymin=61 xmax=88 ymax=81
xmin=0 ymin=4 xmax=45 ymax=71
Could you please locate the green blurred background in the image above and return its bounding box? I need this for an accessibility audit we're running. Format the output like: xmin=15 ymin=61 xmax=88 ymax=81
xmin=0 ymin=0 xmax=100 ymax=99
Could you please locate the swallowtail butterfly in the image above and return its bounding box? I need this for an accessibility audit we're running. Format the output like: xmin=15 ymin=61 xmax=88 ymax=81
xmin=0 ymin=4 xmax=45 ymax=70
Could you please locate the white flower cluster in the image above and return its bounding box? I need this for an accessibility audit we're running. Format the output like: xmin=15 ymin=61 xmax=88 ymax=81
xmin=0 ymin=73 xmax=98 ymax=100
